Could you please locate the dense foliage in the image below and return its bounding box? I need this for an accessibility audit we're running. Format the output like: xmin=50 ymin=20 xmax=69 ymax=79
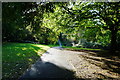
xmin=2 ymin=2 xmax=56 ymax=44
xmin=2 ymin=2 xmax=120 ymax=51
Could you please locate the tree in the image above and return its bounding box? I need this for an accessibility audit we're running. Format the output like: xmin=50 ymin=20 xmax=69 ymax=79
xmin=2 ymin=2 xmax=39 ymax=41
xmin=60 ymin=2 xmax=120 ymax=51
xmin=2 ymin=2 xmax=56 ymax=44
xmin=90 ymin=2 xmax=120 ymax=51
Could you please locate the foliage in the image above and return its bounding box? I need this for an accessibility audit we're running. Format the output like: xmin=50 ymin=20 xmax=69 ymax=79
xmin=3 ymin=3 xmax=37 ymax=41
xmin=50 ymin=2 xmax=120 ymax=50
xmin=2 ymin=2 xmax=56 ymax=44
xmin=69 ymin=2 xmax=120 ymax=50
xmin=2 ymin=2 xmax=120 ymax=50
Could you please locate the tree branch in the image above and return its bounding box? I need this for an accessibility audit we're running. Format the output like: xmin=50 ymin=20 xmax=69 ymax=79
xmin=102 ymin=27 xmax=110 ymax=30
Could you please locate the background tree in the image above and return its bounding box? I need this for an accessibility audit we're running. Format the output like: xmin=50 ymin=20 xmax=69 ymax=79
xmin=58 ymin=2 xmax=120 ymax=51
xmin=2 ymin=2 xmax=56 ymax=44
xmin=2 ymin=2 xmax=120 ymax=52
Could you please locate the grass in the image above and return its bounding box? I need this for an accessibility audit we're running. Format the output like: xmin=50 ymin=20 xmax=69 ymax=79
xmin=2 ymin=42 xmax=51 ymax=79
xmin=63 ymin=46 xmax=101 ymax=51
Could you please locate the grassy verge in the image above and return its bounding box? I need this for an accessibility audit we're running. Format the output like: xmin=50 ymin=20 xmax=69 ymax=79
xmin=46 ymin=44 xmax=59 ymax=48
xmin=63 ymin=46 xmax=101 ymax=51
xmin=2 ymin=42 xmax=51 ymax=79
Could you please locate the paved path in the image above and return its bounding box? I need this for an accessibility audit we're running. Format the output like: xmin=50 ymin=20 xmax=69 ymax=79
xmin=19 ymin=47 xmax=76 ymax=79
xmin=19 ymin=47 xmax=120 ymax=79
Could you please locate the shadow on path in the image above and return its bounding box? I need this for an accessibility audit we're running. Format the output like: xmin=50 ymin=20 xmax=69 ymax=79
xmin=80 ymin=50 xmax=120 ymax=79
xmin=19 ymin=48 xmax=79 ymax=79
xmin=19 ymin=59 xmax=76 ymax=79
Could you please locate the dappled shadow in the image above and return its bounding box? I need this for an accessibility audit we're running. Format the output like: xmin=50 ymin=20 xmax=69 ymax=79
xmin=95 ymin=73 xmax=116 ymax=79
xmin=19 ymin=60 xmax=79 ymax=80
xmin=2 ymin=43 xmax=47 ymax=79
xmin=80 ymin=50 xmax=120 ymax=79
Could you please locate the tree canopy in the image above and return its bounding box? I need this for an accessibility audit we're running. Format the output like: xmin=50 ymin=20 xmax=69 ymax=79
xmin=2 ymin=2 xmax=120 ymax=51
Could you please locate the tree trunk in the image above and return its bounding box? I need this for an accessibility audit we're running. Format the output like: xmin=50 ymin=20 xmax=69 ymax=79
xmin=110 ymin=29 xmax=117 ymax=52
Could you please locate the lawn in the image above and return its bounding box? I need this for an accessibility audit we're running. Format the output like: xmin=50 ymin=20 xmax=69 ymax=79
xmin=2 ymin=42 xmax=51 ymax=79
xmin=63 ymin=46 xmax=101 ymax=51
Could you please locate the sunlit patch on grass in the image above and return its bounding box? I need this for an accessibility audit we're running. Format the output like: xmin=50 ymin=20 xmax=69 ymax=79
xmin=37 ymin=50 xmax=44 ymax=56
xmin=22 ymin=48 xmax=27 ymax=50
xmin=33 ymin=45 xmax=50 ymax=51
xmin=17 ymin=53 xmax=21 ymax=56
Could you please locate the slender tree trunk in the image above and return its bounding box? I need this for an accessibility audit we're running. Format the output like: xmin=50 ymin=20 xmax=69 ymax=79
xmin=58 ymin=32 xmax=63 ymax=47
xmin=58 ymin=39 xmax=62 ymax=47
xmin=110 ymin=29 xmax=117 ymax=52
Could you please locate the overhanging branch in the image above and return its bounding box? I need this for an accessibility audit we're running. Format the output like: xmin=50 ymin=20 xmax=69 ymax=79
xmin=102 ymin=27 xmax=110 ymax=30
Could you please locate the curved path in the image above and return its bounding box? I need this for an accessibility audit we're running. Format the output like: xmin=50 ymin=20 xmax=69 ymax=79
xmin=19 ymin=47 xmax=77 ymax=79
xmin=19 ymin=47 xmax=120 ymax=79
